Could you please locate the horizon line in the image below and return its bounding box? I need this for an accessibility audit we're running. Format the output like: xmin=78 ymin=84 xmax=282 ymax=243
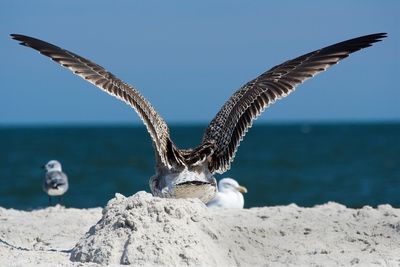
xmin=1 ymin=119 xmax=399 ymax=128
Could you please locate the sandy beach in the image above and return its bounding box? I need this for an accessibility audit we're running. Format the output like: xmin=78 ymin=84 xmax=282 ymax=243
xmin=1 ymin=192 xmax=400 ymax=266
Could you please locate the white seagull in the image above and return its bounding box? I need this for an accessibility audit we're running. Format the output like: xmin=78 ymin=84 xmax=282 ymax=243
xmin=206 ymin=178 xmax=247 ymax=208
xmin=42 ymin=160 xmax=69 ymax=205
xmin=12 ymin=33 xmax=386 ymax=203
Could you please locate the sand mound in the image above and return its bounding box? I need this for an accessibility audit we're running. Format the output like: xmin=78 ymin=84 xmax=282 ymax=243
xmin=71 ymin=192 xmax=229 ymax=265
xmin=70 ymin=192 xmax=400 ymax=266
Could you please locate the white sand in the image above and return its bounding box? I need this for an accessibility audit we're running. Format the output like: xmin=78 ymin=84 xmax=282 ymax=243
xmin=1 ymin=192 xmax=400 ymax=266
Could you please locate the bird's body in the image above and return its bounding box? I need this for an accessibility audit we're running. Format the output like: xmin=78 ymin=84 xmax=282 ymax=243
xmin=207 ymin=178 xmax=247 ymax=208
xmin=12 ymin=33 xmax=386 ymax=203
xmin=44 ymin=171 xmax=69 ymax=196
xmin=42 ymin=160 xmax=69 ymax=204
xmin=150 ymin=164 xmax=217 ymax=203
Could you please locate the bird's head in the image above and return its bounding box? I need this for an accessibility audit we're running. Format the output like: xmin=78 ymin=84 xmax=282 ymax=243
xmin=218 ymin=178 xmax=247 ymax=194
xmin=42 ymin=160 xmax=62 ymax=172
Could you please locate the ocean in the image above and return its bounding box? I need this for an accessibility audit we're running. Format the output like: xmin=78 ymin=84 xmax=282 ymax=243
xmin=0 ymin=123 xmax=399 ymax=210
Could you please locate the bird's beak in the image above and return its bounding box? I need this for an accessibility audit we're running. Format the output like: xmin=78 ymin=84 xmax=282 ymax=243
xmin=237 ymin=185 xmax=248 ymax=193
xmin=41 ymin=165 xmax=45 ymax=169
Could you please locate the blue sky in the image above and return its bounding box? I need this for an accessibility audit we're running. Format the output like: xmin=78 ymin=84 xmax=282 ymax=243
xmin=1 ymin=1 xmax=399 ymax=125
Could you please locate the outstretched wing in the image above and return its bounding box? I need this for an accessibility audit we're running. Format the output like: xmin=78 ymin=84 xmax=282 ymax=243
xmin=11 ymin=34 xmax=181 ymax=168
xmin=202 ymin=33 xmax=387 ymax=174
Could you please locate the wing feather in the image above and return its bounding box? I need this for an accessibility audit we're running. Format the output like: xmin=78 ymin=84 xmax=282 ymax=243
xmin=11 ymin=34 xmax=181 ymax=168
xmin=203 ymin=33 xmax=387 ymax=174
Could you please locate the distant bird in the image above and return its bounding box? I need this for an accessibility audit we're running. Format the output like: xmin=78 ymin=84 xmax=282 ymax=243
xmin=42 ymin=160 xmax=69 ymax=205
xmin=12 ymin=33 xmax=386 ymax=203
xmin=206 ymin=178 xmax=247 ymax=208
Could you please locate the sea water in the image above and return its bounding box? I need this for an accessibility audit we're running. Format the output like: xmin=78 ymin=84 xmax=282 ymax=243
xmin=0 ymin=123 xmax=399 ymax=209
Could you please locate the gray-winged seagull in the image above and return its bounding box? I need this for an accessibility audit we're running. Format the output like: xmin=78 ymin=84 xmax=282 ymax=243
xmin=42 ymin=160 xmax=69 ymax=205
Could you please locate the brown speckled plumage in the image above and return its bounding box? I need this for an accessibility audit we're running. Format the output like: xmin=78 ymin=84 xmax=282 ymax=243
xmin=11 ymin=33 xmax=386 ymax=203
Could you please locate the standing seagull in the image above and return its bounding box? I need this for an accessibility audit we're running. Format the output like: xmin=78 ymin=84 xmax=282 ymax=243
xmin=42 ymin=160 xmax=69 ymax=205
xmin=207 ymin=178 xmax=247 ymax=208
xmin=12 ymin=33 xmax=386 ymax=203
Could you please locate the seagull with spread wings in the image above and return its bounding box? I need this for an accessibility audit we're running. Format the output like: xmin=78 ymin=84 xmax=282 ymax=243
xmin=11 ymin=33 xmax=386 ymax=203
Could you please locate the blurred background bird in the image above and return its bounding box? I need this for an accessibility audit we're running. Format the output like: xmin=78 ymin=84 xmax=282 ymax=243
xmin=42 ymin=160 xmax=69 ymax=205
xmin=207 ymin=178 xmax=247 ymax=208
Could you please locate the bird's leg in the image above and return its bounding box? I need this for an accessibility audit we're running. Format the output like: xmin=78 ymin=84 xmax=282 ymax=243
xmin=59 ymin=196 xmax=63 ymax=206
xmin=48 ymin=196 xmax=52 ymax=206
